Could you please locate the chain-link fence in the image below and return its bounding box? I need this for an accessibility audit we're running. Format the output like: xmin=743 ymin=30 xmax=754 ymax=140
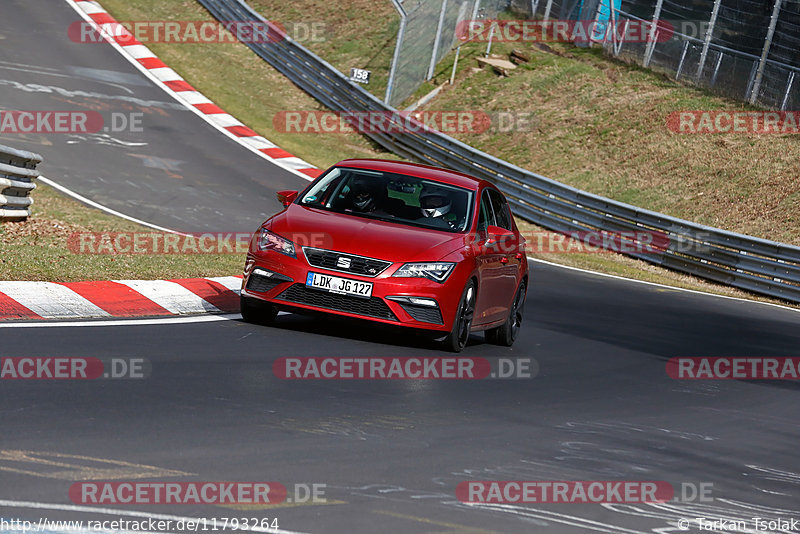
xmin=527 ymin=0 xmax=800 ymax=109
xmin=386 ymin=0 xmax=512 ymax=107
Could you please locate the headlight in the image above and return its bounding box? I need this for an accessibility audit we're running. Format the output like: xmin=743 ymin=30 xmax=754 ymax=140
xmin=257 ymin=229 xmax=296 ymax=258
xmin=392 ymin=262 xmax=455 ymax=283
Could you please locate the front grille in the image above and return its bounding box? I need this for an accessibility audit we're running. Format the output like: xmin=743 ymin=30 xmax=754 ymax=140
xmin=397 ymin=303 xmax=444 ymax=325
xmin=302 ymin=247 xmax=392 ymax=277
xmin=277 ymin=284 xmax=397 ymax=321
xmin=246 ymin=270 xmax=292 ymax=293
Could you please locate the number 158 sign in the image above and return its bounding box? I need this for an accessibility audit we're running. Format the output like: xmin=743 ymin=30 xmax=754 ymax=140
xmin=349 ymin=68 xmax=370 ymax=84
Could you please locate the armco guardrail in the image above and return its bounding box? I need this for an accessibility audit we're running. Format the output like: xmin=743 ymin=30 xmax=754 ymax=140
xmin=0 ymin=144 xmax=41 ymax=222
xmin=198 ymin=0 xmax=800 ymax=304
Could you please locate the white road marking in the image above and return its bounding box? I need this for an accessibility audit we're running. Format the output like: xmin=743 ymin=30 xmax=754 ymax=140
xmin=0 ymin=499 xmax=309 ymax=534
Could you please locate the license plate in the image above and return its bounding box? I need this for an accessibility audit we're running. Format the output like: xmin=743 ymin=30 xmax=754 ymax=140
xmin=306 ymin=272 xmax=373 ymax=298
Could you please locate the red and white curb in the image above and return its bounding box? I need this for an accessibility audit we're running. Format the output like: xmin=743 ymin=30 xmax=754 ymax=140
xmin=67 ymin=0 xmax=322 ymax=181
xmin=0 ymin=276 xmax=241 ymax=321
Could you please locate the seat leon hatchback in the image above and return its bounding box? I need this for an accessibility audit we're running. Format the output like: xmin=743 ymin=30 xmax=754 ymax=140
xmin=240 ymin=159 xmax=528 ymax=352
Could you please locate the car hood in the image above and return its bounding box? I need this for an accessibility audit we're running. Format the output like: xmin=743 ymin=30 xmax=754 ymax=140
xmin=267 ymin=204 xmax=467 ymax=263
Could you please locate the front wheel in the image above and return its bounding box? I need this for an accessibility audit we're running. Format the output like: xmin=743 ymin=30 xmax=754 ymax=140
xmin=442 ymin=280 xmax=476 ymax=353
xmin=485 ymin=281 xmax=526 ymax=347
xmin=240 ymin=295 xmax=278 ymax=325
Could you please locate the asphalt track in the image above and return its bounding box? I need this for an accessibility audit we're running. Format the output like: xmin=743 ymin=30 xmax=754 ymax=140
xmin=3 ymin=1 xmax=800 ymax=533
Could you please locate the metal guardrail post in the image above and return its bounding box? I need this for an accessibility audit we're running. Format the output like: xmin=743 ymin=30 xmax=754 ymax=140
xmin=696 ymin=0 xmax=722 ymax=80
xmin=0 ymin=144 xmax=43 ymax=222
xmin=749 ymin=0 xmax=783 ymax=105
xmin=385 ymin=0 xmax=408 ymax=106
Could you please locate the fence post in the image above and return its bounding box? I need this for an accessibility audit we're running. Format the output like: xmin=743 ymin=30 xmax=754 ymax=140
xmin=749 ymin=0 xmax=783 ymax=104
xmin=643 ymin=0 xmax=665 ymax=67
xmin=385 ymin=0 xmax=408 ymax=105
xmin=543 ymin=0 xmax=554 ymax=21
xmin=530 ymin=0 xmax=540 ymax=17
xmin=675 ymin=39 xmax=690 ymax=80
xmin=471 ymin=0 xmax=481 ymax=20
xmin=781 ymin=71 xmax=795 ymax=111
xmin=427 ymin=0 xmax=449 ymax=80
xmin=696 ymin=0 xmax=722 ymax=80
xmin=450 ymin=45 xmax=461 ymax=84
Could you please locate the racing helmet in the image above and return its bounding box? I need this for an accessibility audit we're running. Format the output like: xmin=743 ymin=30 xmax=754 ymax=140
xmin=350 ymin=175 xmax=382 ymax=212
xmin=419 ymin=191 xmax=452 ymax=218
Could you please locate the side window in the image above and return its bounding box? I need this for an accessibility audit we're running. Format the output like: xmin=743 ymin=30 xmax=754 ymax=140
xmin=478 ymin=190 xmax=495 ymax=232
xmin=488 ymin=189 xmax=513 ymax=231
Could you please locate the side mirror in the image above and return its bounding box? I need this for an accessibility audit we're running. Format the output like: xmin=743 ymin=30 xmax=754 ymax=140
xmin=485 ymin=225 xmax=515 ymax=249
xmin=276 ymin=190 xmax=298 ymax=207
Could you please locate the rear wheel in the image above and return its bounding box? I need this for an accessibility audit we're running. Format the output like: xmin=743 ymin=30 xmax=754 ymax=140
xmin=485 ymin=281 xmax=526 ymax=347
xmin=240 ymin=295 xmax=278 ymax=325
xmin=442 ymin=281 xmax=476 ymax=353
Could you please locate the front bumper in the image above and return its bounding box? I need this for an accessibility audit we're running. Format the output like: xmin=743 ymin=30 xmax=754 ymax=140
xmin=241 ymin=250 xmax=466 ymax=332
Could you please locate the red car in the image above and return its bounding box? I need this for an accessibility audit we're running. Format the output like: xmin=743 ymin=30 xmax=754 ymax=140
xmin=240 ymin=159 xmax=528 ymax=352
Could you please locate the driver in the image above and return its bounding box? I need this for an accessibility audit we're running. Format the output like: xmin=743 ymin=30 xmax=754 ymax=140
xmin=419 ymin=187 xmax=459 ymax=229
xmin=349 ymin=175 xmax=386 ymax=213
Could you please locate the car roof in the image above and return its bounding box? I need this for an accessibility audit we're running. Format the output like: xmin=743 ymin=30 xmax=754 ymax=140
xmin=334 ymin=159 xmax=487 ymax=191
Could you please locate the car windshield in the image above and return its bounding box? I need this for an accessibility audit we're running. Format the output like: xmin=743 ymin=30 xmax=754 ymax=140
xmin=298 ymin=167 xmax=474 ymax=232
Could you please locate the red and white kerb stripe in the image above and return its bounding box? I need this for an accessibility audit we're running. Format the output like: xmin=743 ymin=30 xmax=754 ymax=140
xmin=0 ymin=276 xmax=241 ymax=320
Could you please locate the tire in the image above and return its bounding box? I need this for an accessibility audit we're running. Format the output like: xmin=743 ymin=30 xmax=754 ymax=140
xmin=240 ymin=295 xmax=278 ymax=325
xmin=485 ymin=281 xmax=526 ymax=347
xmin=442 ymin=280 xmax=476 ymax=353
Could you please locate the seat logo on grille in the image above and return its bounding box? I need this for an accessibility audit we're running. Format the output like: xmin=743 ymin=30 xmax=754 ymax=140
xmin=336 ymin=257 xmax=352 ymax=269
